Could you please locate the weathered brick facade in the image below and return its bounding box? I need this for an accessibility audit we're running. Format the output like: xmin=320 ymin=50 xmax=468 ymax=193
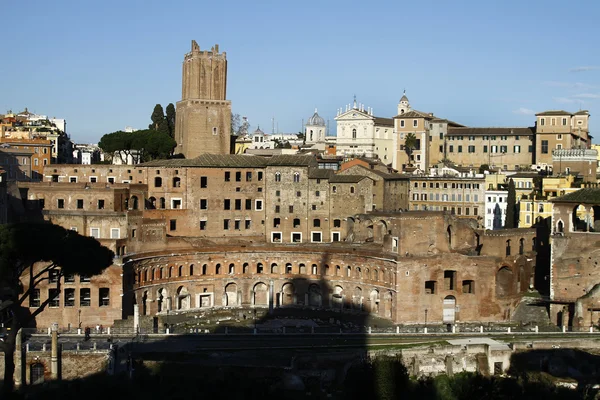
xmin=11 ymin=155 xmax=541 ymax=330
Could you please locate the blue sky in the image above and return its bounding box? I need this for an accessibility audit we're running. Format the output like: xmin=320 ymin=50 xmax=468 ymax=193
xmin=2 ymin=0 xmax=599 ymax=143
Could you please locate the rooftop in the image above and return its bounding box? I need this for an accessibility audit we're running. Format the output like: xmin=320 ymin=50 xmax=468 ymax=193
xmin=448 ymin=127 xmax=535 ymax=136
xmin=551 ymin=188 xmax=600 ymax=204
xmin=139 ymin=154 xmax=319 ymax=168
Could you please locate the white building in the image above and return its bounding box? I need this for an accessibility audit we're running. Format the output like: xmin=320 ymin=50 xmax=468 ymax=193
xmin=485 ymin=189 xmax=508 ymax=230
xmin=249 ymin=127 xmax=274 ymax=149
xmin=73 ymin=143 xmax=101 ymax=164
xmin=112 ymin=150 xmax=141 ymax=165
xmin=334 ymin=98 xmax=394 ymax=163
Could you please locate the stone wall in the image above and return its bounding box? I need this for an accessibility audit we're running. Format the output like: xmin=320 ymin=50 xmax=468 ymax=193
xmin=0 ymin=350 xmax=110 ymax=385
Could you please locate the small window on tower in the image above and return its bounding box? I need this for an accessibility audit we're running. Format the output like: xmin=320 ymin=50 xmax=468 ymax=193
xmin=213 ymin=127 xmax=218 ymax=135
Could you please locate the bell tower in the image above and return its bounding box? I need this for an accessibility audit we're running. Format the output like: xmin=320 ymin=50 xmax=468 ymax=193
xmin=175 ymin=40 xmax=232 ymax=158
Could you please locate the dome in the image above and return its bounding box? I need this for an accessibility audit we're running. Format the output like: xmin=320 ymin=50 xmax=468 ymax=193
xmin=400 ymin=94 xmax=409 ymax=103
xmin=307 ymin=109 xmax=325 ymax=126
xmin=253 ymin=126 xmax=264 ymax=135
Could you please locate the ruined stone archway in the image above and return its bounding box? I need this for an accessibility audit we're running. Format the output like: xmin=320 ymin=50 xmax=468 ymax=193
xmin=225 ymin=283 xmax=238 ymax=306
xmin=308 ymin=284 xmax=322 ymax=307
xmin=281 ymin=283 xmax=295 ymax=306
xmin=253 ymin=282 xmax=268 ymax=306
xmin=495 ymin=266 xmax=513 ymax=298
xmin=176 ymin=286 xmax=190 ymax=310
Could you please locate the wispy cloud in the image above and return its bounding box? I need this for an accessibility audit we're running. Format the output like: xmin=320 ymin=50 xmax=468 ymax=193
xmin=513 ymin=107 xmax=535 ymax=115
xmin=569 ymin=66 xmax=599 ymax=73
xmin=573 ymin=93 xmax=600 ymax=99
xmin=543 ymin=81 xmax=593 ymax=90
xmin=553 ymin=97 xmax=577 ymax=104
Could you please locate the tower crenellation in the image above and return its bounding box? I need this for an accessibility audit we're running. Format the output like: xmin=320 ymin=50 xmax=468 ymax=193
xmin=175 ymin=40 xmax=232 ymax=158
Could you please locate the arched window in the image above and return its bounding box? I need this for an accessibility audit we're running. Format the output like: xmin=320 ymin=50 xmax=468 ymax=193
xmin=168 ymin=266 xmax=173 ymax=278
xmin=30 ymin=362 xmax=45 ymax=385
xmin=172 ymin=177 xmax=181 ymax=188
xmin=189 ymin=264 xmax=194 ymax=276
xmin=229 ymin=263 xmax=235 ymax=274
xmin=178 ymin=265 xmax=183 ymax=276
xmin=154 ymin=177 xmax=162 ymax=188
xmin=519 ymin=238 xmax=524 ymax=255
xmin=275 ymin=172 xmax=281 ymax=182
xmin=215 ymin=264 xmax=221 ymax=274
xmin=130 ymin=196 xmax=139 ymax=210
xmin=160 ymin=197 xmax=166 ymax=209
xmin=506 ymin=240 xmax=511 ymax=256
xmin=202 ymin=264 xmax=207 ymax=275
xmin=352 ymin=128 xmax=357 ymax=139
xmin=243 ymin=263 xmax=249 ymax=274
xmin=293 ymin=172 xmax=300 ymax=183
xmin=293 ymin=218 xmax=300 ymax=228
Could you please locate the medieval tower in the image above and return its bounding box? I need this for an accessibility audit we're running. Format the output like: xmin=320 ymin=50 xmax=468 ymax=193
xmin=175 ymin=40 xmax=232 ymax=158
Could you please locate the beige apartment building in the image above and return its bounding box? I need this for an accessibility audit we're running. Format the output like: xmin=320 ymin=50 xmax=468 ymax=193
xmin=535 ymin=110 xmax=591 ymax=166
xmin=393 ymin=94 xmax=464 ymax=172
xmin=445 ymin=127 xmax=535 ymax=170
xmin=408 ymin=176 xmax=485 ymax=220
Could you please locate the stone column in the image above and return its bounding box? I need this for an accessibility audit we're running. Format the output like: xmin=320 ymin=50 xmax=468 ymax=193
xmin=14 ymin=328 xmax=23 ymax=388
xmin=51 ymin=323 xmax=58 ymax=380
xmin=269 ymin=280 xmax=274 ymax=314
xmin=133 ymin=304 xmax=140 ymax=332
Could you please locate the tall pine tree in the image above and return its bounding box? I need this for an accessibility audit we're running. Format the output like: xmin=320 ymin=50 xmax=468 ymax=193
xmin=505 ymin=178 xmax=516 ymax=228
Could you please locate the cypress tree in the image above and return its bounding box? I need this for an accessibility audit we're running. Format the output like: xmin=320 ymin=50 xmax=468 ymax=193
xmin=505 ymin=178 xmax=516 ymax=228
xmin=166 ymin=103 xmax=176 ymax=138
xmin=150 ymin=104 xmax=165 ymax=130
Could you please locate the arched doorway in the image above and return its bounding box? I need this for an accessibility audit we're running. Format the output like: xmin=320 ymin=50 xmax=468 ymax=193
xmin=253 ymin=282 xmax=268 ymax=306
xmin=496 ymin=266 xmax=513 ymax=297
xmin=30 ymin=362 xmax=45 ymax=385
xmin=142 ymin=291 xmax=148 ymax=316
xmin=308 ymin=284 xmax=322 ymax=307
xmin=370 ymin=289 xmax=380 ymax=314
xmin=157 ymin=288 xmax=168 ymax=313
xmin=225 ymin=283 xmax=237 ymax=306
xmin=332 ymin=285 xmax=344 ymax=308
xmin=281 ymin=283 xmax=295 ymax=306
xmin=443 ymin=295 xmax=456 ymax=323
xmin=353 ymin=287 xmax=363 ymax=310
xmin=176 ymin=286 xmax=190 ymax=310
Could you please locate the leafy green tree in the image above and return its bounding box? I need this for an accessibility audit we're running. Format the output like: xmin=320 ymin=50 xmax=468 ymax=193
xmin=150 ymin=104 xmax=165 ymax=130
xmin=165 ymin=103 xmax=176 ymax=138
xmin=98 ymin=130 xmax=139 ymax=164
xmin=505 ymin=178 xmax=517 ymax=228
xmin=99 ymin=130 xmax=176 ymax=163
xmin=0 ymin=222 xmax=114 ymax=394
xmin=141 ymin=130 xmax=177 ymax=161
xmin=157 ymin=119 xmax=170 ymax=137
xmin=404 ymin=132 xmax=417 ymax=163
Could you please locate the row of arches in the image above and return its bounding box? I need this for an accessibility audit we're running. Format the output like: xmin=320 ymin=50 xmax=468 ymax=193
xmin=136 ymin=262 xmax=397 ymax=287
xmin=139 ymin=282 xmax=395 ymax=319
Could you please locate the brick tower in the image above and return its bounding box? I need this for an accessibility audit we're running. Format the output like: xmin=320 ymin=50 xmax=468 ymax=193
xmin=175 ymin=40 xmax=232 ymax=158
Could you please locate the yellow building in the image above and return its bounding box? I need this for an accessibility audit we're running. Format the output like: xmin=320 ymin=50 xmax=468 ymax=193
xmin=534 ymin=110 xmax=591 ymax=166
